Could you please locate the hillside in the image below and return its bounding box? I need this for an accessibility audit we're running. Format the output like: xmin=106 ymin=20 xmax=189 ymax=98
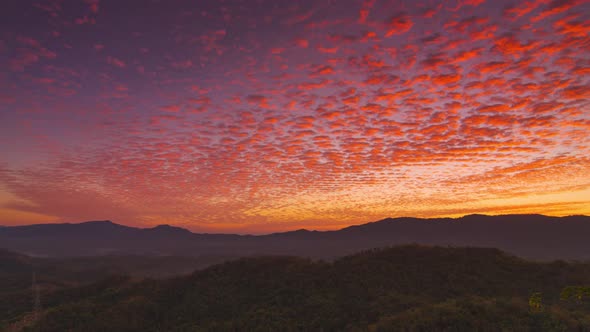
xmin=0 ymin=249 xmax=232 ymax=327
xmin=3 ymin=245 xmax=590 ymax=331
xmin=1 ymin=214 xmax=590 ymax=261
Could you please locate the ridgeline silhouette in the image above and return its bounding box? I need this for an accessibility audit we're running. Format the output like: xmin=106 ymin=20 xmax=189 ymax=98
xmin=1 ymin=214 xmax=589 ymax=261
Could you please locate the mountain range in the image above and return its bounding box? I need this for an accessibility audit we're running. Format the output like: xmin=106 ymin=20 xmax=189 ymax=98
xmin=1 ymin=214 xmax=589 ymax=261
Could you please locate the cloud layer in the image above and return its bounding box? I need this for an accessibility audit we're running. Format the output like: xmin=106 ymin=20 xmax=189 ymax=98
xmin=0 ymin=0 xmax=589 ymax=232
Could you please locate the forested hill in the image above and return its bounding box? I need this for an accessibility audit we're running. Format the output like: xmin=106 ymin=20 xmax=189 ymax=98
xmin=2 ymin=214 xmax=590 ymax=261
xmin=4 ymin=245 xmax=590 ymax=331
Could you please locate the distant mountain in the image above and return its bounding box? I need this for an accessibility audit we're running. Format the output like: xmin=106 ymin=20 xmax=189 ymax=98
xmin=1 ymin=214 xmax=589 ymax=260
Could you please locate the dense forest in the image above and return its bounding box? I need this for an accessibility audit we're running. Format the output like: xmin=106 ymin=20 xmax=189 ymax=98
xmin=2 ymin=245 xmax=590 ymax=331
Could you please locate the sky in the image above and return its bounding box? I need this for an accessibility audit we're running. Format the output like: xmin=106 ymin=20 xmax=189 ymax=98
xmin=0 ymin=0 xmax=589 ymax=233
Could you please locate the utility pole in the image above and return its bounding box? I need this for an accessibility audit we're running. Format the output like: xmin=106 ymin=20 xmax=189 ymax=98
xmin=32 ymin=270 xmax=41 ymax=328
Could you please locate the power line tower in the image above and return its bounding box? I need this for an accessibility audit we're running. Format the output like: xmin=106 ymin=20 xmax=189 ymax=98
xmin=32 ymin=270 xmax=41 ymax=327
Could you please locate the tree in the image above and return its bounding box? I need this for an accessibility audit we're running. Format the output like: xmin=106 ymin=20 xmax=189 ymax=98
xmin=528 ymin=292 xmax=543 ymax=312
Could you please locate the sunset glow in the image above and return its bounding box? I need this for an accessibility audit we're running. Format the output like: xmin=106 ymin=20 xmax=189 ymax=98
xmin=1 ymin=0 xmax=589 ymax=232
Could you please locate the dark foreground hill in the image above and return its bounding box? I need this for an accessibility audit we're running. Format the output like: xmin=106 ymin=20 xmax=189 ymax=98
xmin=2 ymin=245 xmax=590 ymax=331
xmin=0 ymin=248 xmax=235 ymax=329
xmin=1 ymin=214 xmax=590 ymax=261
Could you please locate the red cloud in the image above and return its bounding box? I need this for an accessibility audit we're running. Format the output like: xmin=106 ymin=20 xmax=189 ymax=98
xmin=312 ymin=65 xmax=335 ymax=76
xmin=10 ymin=52 xmax=40 ymax=71
xmin=475 ymin=61 xmax=509 ymax=74
xmin=317 ymin=46 xmax=339 ymax=54
xmin=553 ymin=15 xmax=590 ymax=37
xmin=420 ymin=54 xmax=446 ymax=70
xmin=358 ymin=0 xmax=376 ymax=23
xmin=246 ymin=95 xmax=270 ymax=108
xmin=106 ymin=56 xmax=126 ymax=68
xmin=5 ymin=0 xmax=590 ymax=230
xmin=453 ymin=48 xmax=483 ymax=62
xmin=477 ymin=104 xmax=512 ymax=113
xmin=562 ymin=86 xmax=590 ymax=100
xmin=10 ymin=37 xmax=57 ymax=71
xmin=298 ymin=79 xmax=330 ymax=90
xmin=294 ymin=38 xmax=309 ymax=48
xmin=532 ymin=0 xmax=584 ymax=22
xmin=463 ymin=0 xmax=485 ymax=6
xmin=494 ymin=35 xmax=537 ymax=57
xmin=445 ymin=16 xmax=488 ymax=33
xmin=421 ymin=6 xmax=440 ymax=18
xmin=161 ymin=104 xmax=182 ymax=112
xmin=385 ymin=14 xmax=413 ymax=37
xmin=85 ymin=0 xmax=100 ymax=13
xmin=451 ymin=0 xmax=487 ymax=11
xmin=431 ymin=74 xmax=462 ymax=85
xmin=504 ymin=0 xmax=547 ymax=19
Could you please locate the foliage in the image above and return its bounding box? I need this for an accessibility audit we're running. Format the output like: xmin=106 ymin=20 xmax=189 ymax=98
xmin=2 ymin=245 xmax=590 ymax=331
xmin=561 ymin=286 xmax=590 ymax=302
xmin=529 ymin=292 xmax=543 ymax=312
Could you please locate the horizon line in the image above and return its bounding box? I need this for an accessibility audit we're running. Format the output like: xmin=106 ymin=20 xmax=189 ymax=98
xmin=2 ymin=213 xmax=588 ymax=236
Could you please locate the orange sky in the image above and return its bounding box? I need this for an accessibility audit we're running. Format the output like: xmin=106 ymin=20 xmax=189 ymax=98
xmin=0 ymin=0 xmax=589 ymax=233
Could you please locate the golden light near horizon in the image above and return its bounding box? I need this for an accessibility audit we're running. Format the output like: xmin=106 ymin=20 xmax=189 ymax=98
xmin=0 ymin=0 xmax=589 ymax=233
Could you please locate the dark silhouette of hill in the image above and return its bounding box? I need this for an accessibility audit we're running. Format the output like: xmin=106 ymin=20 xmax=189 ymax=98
xmin=3 ymin=245 xmax=590 ymax=331
xmin=0 ymin=247 xmax=233 ymax=326
xmin=1 ymin=214 xmax=589 ymax=260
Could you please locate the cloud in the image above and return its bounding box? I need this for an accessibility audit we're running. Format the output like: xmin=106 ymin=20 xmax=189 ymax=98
xmin=294 ymin=38 xmax=309 ymax=48
xmin=358 ymin=0 xmax=376 ymax=23
xmin=9 ymin=36 xmax=57 ymax=71
xmin=385 ymin=14 xmax=413 ymax=37
xmin=161 ymin=104 xmax=182 ymax=112
xmin=317 ymin=46 xmax=339 ymax=54
xmin=311 ymin=65 xmax=335 ymax=76
xmin=106 ymin=56 xmax=126 ymax=68
xmin=3 ymin=0 xmax=589 ymax=230
xmin=503 ymin=0 xmax=548 ymax=19
xmin=562 ymin=86 xmax=590 ymax=100
xmin=246 ymin=95 xmax=270 ymax=108
xmin=532 ymin=0 xmax=584 ymax=22
xmin=85 ymin=0 xmax=100 ymax=14
xmin=494 ymin=35 xmax=537 ymax=57
xmin=431 ymin=74 xmax=461 ymax=85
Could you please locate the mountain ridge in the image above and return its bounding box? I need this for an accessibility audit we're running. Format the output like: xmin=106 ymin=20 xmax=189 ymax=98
xmin=1 ymin=214 xmax=589 ymax=260
xmin=4 ymin=213 xmax=585 ymax=236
